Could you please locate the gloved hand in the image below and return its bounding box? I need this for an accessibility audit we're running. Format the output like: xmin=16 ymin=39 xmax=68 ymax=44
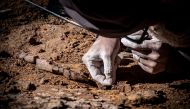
xmin=121 ymin=30 xmax=171 ymax=74
xmin=82 ymin=36 xmax=120 ymax=85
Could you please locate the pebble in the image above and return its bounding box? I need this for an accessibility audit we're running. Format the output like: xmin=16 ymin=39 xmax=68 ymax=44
xmin=40 ymin=78 xmax=49 ymax=84
xmin=63 ymin=69 xmax=71 ymax=78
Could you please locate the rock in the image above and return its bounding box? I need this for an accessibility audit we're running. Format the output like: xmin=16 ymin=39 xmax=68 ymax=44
xmin=63 ymin=69 xmax=71 ymax=78
xmin=36 ymin=59 xmax=53 ymax=72
xmin=52 ymin=66 xmax=61 ymax=75
xmin=66 ymin=101 xmax=78 ymax=108
xmin=127 ymin=93 xmax=142 ymax=105
xmin=24 ymin=55 xmax=33 ymax=63
xmin=58 ymin=68 xmax=64 ymax=73
xmin=40 ymin=78 xmax=49 ymax=84
xmin=127 ymin=90 xmax=166 ymax=105
xmin=75 ymin=103 xmax=91 ymax=109
xmin=18 ymin=52 xmax=27 ymax=59
xmin=91 ymin=102 xmax=102 ymax=107
xmin=52 ymin=66 xmax=59 ymax=72
xmin=142 ymin=90 xmax=158 ymax=100
xmin=34 ymin=96 xmax=40 ymax=100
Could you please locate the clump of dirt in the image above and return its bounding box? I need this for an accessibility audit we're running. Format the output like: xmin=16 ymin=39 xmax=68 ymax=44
xmin=1 ymin=0 xmax=190 ymax=109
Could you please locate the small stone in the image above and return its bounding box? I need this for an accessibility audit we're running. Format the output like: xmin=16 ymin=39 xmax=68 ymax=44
xmin=63 ymin=69 xmax=71 ymax=78
xmin=76 ymin=103 xmax=91 ymax=109
xmin=67 ymin=101 xmax=78 ymax=108
xmin=70 ymin=71 xmax=77 ymax=80
xmin=34 ymin=96 xmax=40 ymax=100
xmin=40 ymin=78 xmax=49 ymax=84
xmin=91 ymin=102 xmax=102 ymax=107
xmin=52 ymin=66 xmax=62 ymax=75
xmin=58 ymin=68 xmax=64 ymax=73
xmin=19 ymin=52 xmax=27 ymax=59
xmin=36 ymin=59 xmax=53 ymax=72
xmin=127 ymin=93 xmax=142 ymax=102
xmin=24 ymin=55 xmax=38 ymax=63
xmin=52 ymin=66 xmax=59 ymax=72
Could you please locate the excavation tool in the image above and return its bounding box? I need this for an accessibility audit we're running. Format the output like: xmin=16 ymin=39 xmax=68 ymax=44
xmin=24 ymin=0 xmax=81 ymax=27
xmin=0 ymin=9 xmax=12 ymax=14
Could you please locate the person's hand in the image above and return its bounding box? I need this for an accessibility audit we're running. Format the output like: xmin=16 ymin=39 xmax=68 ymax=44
xmin=82 ymin=36 xmax=120 ymax=85
xmin=121 ymin=30 xmax=171 ymax=74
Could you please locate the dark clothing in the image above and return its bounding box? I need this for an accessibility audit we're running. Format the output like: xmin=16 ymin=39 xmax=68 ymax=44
xmin=59 ymin=0 xmax=190 ymax=61
xmin=59 ymin=0 xmax=190 ymax=37
xmin=59 ymin=0 xmax=162 ymax=36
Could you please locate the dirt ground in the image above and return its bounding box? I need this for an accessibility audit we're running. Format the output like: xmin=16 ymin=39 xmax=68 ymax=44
xmin=1 ymin=0 xmax=190 ymax=109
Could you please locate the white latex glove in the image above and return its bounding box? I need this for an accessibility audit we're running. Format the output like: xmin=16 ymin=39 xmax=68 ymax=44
xmin=121 ymin=30 xmax=170 ymax=74
xmin=82 ymin=36 xmax=120 ymax=85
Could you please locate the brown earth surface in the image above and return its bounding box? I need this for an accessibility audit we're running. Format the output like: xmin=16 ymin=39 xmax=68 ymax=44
xmin=1 ymin=0 xmax=190 ymax=109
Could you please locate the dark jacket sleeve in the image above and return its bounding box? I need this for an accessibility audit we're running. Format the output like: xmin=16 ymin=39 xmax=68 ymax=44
xmin=58 ymin=0 xmax=154 ymax=37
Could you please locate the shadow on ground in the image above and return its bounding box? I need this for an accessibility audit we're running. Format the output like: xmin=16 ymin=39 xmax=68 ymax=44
xmin=117 ymin=58 xmax=190 ymax=85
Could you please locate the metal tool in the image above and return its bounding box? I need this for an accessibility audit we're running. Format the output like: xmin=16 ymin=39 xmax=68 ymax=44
xmin=125 ymin=27 xmax=149 ymax=44
xmin=0 ymin=9 xmax=12 ymax=14
xmin=24 ymin=0 xmax=82 ymax=27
